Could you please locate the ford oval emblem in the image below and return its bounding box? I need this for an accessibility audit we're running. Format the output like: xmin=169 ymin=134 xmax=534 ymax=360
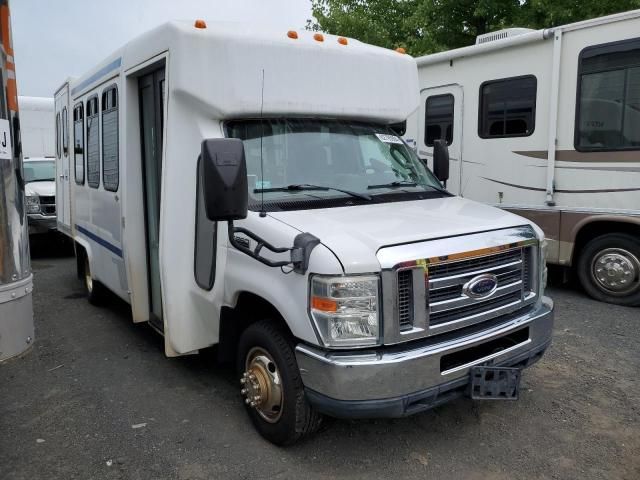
xmin=463 ymin=274 xmax=498 ymax=299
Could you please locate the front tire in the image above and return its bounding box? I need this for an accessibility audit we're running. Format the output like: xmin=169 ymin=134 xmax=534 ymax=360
xmin=577 ymin=233 xmax=640 ymax=306
xmin=237 ymin=320 xmax=322 ymax=445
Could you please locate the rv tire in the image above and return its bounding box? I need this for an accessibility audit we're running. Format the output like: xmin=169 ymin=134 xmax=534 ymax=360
xmin=82 ymin=254 xmax=107 ymax=306
xmin=237 ymin=320 xmax=322 ymax=445
xmin=577 ymin=233 xmax=640 ymax=306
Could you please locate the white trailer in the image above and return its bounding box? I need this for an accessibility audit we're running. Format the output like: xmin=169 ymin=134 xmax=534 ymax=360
xmin=55 ymin=21 xmax=553 ymax=444
xmin=408 ymin=10 xmax=640 ymax=306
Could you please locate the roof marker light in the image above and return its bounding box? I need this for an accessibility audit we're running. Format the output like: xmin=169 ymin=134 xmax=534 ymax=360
xmin=395 ymin=47 xmax=406 ymax=54
xmin=194 ymin=19 xmax=207 ymax=29
xmin=338 ymin=37 xmax=348 ymax=45
xmin=314 ymin=33 xmax=324 ymax=42
xmin=287 ymin=30 xmax=298 ymax=39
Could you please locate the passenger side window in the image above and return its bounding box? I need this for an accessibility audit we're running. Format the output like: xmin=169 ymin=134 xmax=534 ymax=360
xmin=102 ymin=86 xmax=119 ymax=191
xmin=479 ymin=76 xmax=536 ymax=138
xmin=194 ymin=156 xmax=217 ymax=290
xmin=425 ymin=94 xmax=454 ymax=146
xmin=86 ymin=96 xmax=100 ymax=188
xmin=73 ymin=103 xmax=84 ymax=185
xmin=576 ymin=37 xmax=640 ymax=151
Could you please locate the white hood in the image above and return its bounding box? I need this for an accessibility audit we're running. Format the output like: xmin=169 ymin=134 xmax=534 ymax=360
xmin=25 ymin=181 xmax=55 ymax=197
xmin=269 ymin=197 xmax=538 ymax=273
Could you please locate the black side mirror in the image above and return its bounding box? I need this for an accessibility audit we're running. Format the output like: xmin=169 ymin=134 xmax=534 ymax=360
xmin=201 ymin=138 xmax=248 ymax=221
xmin=432 ymin=139 xmax=450 ymax=184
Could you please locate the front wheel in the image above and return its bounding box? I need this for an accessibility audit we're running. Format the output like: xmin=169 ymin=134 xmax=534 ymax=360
xmin=236 ymin=320 xmax=322 ymax=445
xmin=577 ymin=233 xmax=640 ymax=306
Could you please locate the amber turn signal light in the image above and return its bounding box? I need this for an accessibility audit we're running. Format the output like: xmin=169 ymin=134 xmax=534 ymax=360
xmin=194 ymin=19 xmax=207 ymax=29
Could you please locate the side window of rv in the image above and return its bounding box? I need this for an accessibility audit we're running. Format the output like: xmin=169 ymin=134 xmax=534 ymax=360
xmin=62 ymin=107 xmax=69 ymax=155
xmin=479 ymin=76 xmax=537 ymax=138
xmin=86 ymin=96 xmax=100 ymax=188
xmin=74 ymin=103 xmax=85 ymax=185
xmin=102 ymin=86 xmax=119 ymax=192
xmin=425 ymin=94 xmax=454 ymax=146
xmin=194 ymin=156 xmax=217 ymax=290
xmin=576 ymin=38 xmax=640 ymax=151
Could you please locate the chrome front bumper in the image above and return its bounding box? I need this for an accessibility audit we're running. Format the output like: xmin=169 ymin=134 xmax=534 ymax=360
xmin=28 ymin=214 xmax=57 ymax=235
xmin=295 ymin=297 xmax=553 ymax=418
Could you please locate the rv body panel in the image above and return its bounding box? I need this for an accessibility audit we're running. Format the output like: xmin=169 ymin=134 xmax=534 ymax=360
xmin=412 ymin=10 xmax=640 ymax=268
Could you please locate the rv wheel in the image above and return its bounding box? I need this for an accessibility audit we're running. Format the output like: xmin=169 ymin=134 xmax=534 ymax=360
xmin=83 ymin=255 xmax=106 ymax=305
xmin=577 ymin=233 xmax=640 ymax=306
xmin=237 ymin=320 xmax=322 ymax=445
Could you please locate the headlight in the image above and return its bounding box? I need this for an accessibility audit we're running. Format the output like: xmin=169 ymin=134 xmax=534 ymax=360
xmin=26 ymin=195 xmax=40 ymax=214
xmin=309 ymin=275 xmax=380 ymax=348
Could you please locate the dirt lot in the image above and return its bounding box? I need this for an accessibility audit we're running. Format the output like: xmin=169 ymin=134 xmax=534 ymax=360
xmin=1 ymin=246 xmax=639 ymax=480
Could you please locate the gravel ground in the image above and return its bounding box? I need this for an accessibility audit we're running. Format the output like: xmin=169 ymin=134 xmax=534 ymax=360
xmin=1 ymin=245 xmax=639 ymax=480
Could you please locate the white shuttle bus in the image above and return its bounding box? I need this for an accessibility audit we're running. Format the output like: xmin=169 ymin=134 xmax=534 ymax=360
xmin=56 ymin=21 xmax=553 ymax=444
xmin=408 ymin=10 xmax=640 ymax=306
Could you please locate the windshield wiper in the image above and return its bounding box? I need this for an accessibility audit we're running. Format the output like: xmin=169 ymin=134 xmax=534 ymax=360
xmin=255 ymin=184 xmax=372 ymax=201
xmin=367 ymin=180 xmax=449 ymax=194
xmin=28 ymin=178 xmax=55 ymax=182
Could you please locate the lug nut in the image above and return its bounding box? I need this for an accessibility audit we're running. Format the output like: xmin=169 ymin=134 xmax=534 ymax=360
xmin=245 ymin=398 xmax=251 ymax=405
xmin=240 ymin=378 xmax=246 ymax=384
xmin=241 ymin=388 xmax=247 ymax=395
xmin=250 ymin=401 xmax=256 ymax=407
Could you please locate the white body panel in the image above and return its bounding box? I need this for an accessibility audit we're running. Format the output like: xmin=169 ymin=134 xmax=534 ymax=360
xmin=18 ymin=96 xmax=54 ymax=158
xmin=56 ymin=21 xmax=543 ymax=357
xmin=410 ymin=10 xmax=640 ymax=265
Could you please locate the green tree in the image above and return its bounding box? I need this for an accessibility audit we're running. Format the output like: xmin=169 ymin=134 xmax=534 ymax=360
xmin=308 ymin=0 xmax=640 ymax=56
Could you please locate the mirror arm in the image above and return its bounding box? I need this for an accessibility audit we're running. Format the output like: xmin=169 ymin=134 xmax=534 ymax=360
xmin=228 ymin=221 xmax=320 ymax=274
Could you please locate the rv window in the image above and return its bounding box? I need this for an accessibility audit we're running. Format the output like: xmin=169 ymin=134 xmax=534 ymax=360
xmin=62 ymin=107 xmax=69 ymax=155
xmin=86 ymin=96 xmax=100 ymax=188
xmin=74 ymin=103 xmax=85 ymax=185
xmin=479 ymin=76 xmax=536 ymax=138
xmin=576 ymin=37 xmax=640 ymax=151
xmin=194 ymin=156 xmax=217 ymax=290
xmin=425 ymin=94 xmax=454 ymax=146
xmin=101 ymin=85 xmax=119 ymax=191
xmin=55 ymin=112 xmax=61 ymax=158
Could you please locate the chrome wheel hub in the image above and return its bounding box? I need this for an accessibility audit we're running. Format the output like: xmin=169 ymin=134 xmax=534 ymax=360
xmin=591 ymin=248 xmax=640 ymax=295
xmin=240 ymin=347 xmax=283 ymax=423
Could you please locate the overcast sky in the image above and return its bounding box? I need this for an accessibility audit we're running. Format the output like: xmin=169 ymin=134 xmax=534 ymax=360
xmin=12 ymin=0 xmax=313 ymax=97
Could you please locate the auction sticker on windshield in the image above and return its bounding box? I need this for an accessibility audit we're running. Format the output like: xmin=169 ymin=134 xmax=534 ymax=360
xmin=375 ymin=133 xmax=403 ymax=144
xmin=0 ymin=119 xmax=12 ymax=160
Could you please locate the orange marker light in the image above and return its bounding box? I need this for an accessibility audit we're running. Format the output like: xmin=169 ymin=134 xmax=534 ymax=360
xmin=338 ymin=37 xmax=348 ymax=45
xmin=311 ymin=297 xmax=338 ymax=312
xmin=287 ymin=30 xmax=299 ymax=39
xmin=194 ymin=19 xmax=207 ymax=29
xmin=395 ymin=47 xmax=406 ymax=54
xmin=314 ymin=33 xmax=325 ymax=42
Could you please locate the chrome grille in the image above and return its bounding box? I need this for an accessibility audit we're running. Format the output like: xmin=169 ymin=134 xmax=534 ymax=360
xmin=427 ymin=247 xmax=536 ymax=334
xmin=397 ymin=269 xmax=414 ymax=330
xmin=39 ymin=196 xmax=56 ymax=216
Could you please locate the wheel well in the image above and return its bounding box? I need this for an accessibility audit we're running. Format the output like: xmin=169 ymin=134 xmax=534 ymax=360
xmin=74 ymin=241 xmax=87 ymax=280
xmin=572 ymin=220 xmax=640 ymax=265
xmin=217 ymin=292 xmax=292 ymax=364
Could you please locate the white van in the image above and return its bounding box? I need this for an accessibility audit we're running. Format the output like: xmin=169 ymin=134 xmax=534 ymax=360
xmin=55 ymin=21 xmax=553 ymax=444
xmin=19 ymin=96 xmax=57 ymax=234
xmin=408 ymin=10 xmax=640 ymax=306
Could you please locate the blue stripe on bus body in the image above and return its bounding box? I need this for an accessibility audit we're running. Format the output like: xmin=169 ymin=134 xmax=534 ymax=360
xmin=71 ymin=57 xmax=122 ymax=97
xmin=76 ymin=224 xmax=123 ymax=258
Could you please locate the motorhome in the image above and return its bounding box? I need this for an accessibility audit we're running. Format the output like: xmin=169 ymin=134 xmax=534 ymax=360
xmin=55 ymin=21 xmax=553 ymax=444
xmin=19 ymin=96 xmax=56 ymax=235
xmin=408 ymin=10 xmax=640 ymax=306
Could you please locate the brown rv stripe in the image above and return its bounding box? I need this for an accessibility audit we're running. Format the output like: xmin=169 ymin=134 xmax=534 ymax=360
xmin=481 ymin=177 xmax=640 ymax=194
xmin=514 ymin=150 xmax=640 ymax=163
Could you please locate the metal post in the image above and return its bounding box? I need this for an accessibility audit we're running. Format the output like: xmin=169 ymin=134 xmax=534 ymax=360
xmin=0 ymin=0 xmax=34 ymax=362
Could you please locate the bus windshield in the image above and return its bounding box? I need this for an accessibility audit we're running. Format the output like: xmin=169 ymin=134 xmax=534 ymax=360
xmin=226 ymin=118 xmax=446 ymax=210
